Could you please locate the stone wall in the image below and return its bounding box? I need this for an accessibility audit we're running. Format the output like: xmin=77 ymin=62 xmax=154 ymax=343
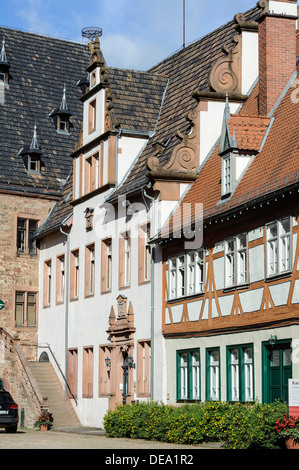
xmin=0 ymin=192 xmax=55 ymax=361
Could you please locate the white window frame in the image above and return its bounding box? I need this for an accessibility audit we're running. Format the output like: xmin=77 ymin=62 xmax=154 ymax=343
xmin=230 ymin=348 xmax=239 ymax=402
xmin=124 ymin=234 xmax=131 ymax=286
xmin=168 ymin=250 xmax=204 ymax=300
xmin=209 ymin=349 xmax=220 ymax=401
xmin=244 ymin=347 xmax=253 ymax=402
xmin=225 ymin=233 xmax=248 ymax=288
xmin=266 ymin=216 xmax=291 ymax=278
xmin=106 ymin=241 xmax=112 ymax=291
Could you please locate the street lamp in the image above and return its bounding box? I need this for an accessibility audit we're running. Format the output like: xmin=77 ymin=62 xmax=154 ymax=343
xmin=122 ymin=355 xmax=135 ymax=405
xmin=105 ymin=356 xmax=111 ymax=369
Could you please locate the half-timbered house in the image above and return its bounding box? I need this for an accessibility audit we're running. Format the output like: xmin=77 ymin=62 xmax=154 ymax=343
xmin=154 ymin=0 xmax=299 ymax=405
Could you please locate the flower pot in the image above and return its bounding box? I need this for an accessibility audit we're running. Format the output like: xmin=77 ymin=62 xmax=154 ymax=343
xmin=285 ymin=437 xmax=299 ymax=449
xmin=40 ymin=424 xmax=48 ymax=432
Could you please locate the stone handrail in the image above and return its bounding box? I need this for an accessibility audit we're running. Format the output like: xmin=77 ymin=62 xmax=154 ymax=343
xmin=0 ymin=328 xmax=49 ymax=419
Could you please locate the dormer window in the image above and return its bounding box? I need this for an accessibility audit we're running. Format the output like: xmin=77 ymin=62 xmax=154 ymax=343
xmin=0 ymin=37 xmax=10 ymax=85
xmin=19 ymin=123 xmax=42 ymax=174
xmin=28 ymin=155 xmax=40 ymax=173
xmin=222 ymin=154 xmax=232 ymax=196
xmin=49 ymin=85 xmax=72 ymax=133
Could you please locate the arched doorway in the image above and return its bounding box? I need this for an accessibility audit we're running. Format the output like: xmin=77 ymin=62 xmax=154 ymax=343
xmin=39 ymin=351 xmax=50 ymax=362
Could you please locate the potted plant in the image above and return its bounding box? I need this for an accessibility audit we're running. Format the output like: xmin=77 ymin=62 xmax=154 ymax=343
xmin=34 ymin=413 xmax=53 ymax=431
xmin=275 ymin=414 xmax=299 ymax=449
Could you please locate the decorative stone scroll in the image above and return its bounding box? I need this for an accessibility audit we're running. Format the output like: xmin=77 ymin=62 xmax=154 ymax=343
xmin=208 ymin=35 xmax=242 ymax=94
xmin=147 ymin=109 xmax=200 ymax=174
xmin=104 ymin=88 xmax=120 ymax=132
xmin=257 ymin=0 xmax=269 ymax=15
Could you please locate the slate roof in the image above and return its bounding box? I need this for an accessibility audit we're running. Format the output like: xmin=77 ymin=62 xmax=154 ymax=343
xmin=0 ymin=27 xmax=90 ymax=195
xmin=106 ymin=68 xmax=168 ymax=133
xmin=36 ymin=172 xmax=73 ymax=238
xmin=106 ymin=5 xmax=261 ymax=203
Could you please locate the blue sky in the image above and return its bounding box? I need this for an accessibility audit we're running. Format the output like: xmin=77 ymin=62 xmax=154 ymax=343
xmin=2 ymin=0 xmax=256 ymax=70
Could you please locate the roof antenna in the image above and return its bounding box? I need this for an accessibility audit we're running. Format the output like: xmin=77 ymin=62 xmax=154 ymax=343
xmin=183 ymin=0 xmax=186 ymax=48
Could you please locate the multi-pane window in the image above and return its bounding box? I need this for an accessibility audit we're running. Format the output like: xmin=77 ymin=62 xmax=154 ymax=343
xmin=124 ymin=235 xmax=131 ymax=286
xmin=17 ymin=218 xmax=38 ymax=254
xmin=88 ymin=99 xmax=96 ymax=134
xmin=225 ymin=234 xmax=248 ymax=288
xmin=207 ymin=349 xmax=220 ymax=401
xmin=168 ymin=250 xmax=204 ymax=300
xmin=177 ymin=349 xmax=200 ymax=401
xmin=137 ymin=340 xmax=151 ymax=397
xmin=139 ymin=224 xmax=151 ymax=283
xmin=85 ymin=244 xmax=95 ymax=297
xmin=223 ymin=155 xmax=231 ymax=195
xmin=15 ymin=291 xmax=37 ymax=328
xmin=56 ymin=255 xmax=65 ymax=304
xmin=43 ymin=260 xmax=52 ymax=307
xmin=266 ymin=217 xmax=291 ymax=277
xmin=101 ymin=238 xmax=112 ymax=292
xmin=70 ymin=250 xmax=79 ymax=300
xmin=28 ymin=155 xmax=40 ymax=173
xmin=119 ymin=232 xmax=131 ymax=287
xmin=227 ymin=344 xmax=254 ymax=402
xmin=83 ymin=347 xmax=94 ymax=398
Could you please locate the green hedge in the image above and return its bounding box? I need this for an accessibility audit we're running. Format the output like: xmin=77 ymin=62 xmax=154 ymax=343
xmin=103 ymin=400 xmax=288 ymax=449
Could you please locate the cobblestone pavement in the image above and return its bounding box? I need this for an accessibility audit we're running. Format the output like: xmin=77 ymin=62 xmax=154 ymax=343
xmin=0 ymin=427 xmax=223 ymax=450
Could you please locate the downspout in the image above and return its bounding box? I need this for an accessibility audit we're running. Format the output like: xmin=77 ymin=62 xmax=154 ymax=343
xmin=142 ymin=188 xmax=156 ymax=401
xmin=60 ymin=219 xmax=71 ymax=400
xmin=115 ymin=128 xmax=122 ymax=186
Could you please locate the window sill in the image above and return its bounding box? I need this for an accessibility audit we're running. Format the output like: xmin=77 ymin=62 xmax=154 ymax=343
xmin=223 ymin=283 xmax=249 ymax=293
xmin=266 ymin=271 xmax=292 ymax=283
xmin=119 ymin=284 xmax=130 ymax=291
xmin=84 ymin=293 xmax=95 ymax=299
xmin=138 ymin=279 xmax=151 ymax=286
xmin=101 ymin=289 xmax=112 ymax=295
xmin=167 ymin=292 xmax=204 ymax=304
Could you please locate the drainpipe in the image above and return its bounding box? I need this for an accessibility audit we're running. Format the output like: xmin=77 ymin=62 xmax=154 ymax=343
xmin=142 ymin=188 xmax=156 ymax=401
xmin=115 ymin=128 xmax=122 ymax=186
xmin=60 ymin=219 xmax=71 ymax=400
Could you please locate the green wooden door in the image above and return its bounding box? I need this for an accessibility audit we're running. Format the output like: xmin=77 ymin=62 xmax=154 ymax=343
xmin=264 ymin=343 xmax=292 ymax=403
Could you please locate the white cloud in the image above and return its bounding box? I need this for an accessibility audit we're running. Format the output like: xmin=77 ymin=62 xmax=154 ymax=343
xmin=101 ymin=33 xmax=166 ymax=70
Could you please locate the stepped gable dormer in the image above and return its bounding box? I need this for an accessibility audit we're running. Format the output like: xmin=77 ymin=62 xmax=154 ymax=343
xmin=220 ymin=95 xmax=271 ymax=198
xmin=19 ymin=122 xmax=43 ymax=174
xmin=0 ymin=36 xmax=10 ymax=84
xmin=49 ymin=85 xmax=72 ymax=133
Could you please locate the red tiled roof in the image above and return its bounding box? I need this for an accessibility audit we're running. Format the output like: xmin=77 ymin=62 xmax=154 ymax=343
xmin=227 ymin=114 xmax=271 ymax=152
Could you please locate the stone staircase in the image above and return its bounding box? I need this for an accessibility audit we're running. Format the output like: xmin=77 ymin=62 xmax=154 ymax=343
xmin=28 ymin=361 xmax=81 ymax=428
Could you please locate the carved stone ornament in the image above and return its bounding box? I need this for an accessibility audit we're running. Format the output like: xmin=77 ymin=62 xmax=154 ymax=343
xmin=208 ymin=35 xmax=242 ymax=94
xmin=147 ymin=109 xmax=200 ymax=174
xmin=104 ymin=89 xmax=120 ymax=132
xmin=117 ymin=295 xmax=128 ymax=318
xmin=256 ymin=0 xmax=269 ymax=15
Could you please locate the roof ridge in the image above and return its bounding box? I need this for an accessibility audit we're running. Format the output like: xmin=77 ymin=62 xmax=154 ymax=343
xmin=107 ymin=65 xmax=167 ymax=77
xmin=0 ymin=24 xmax=88 ymax=47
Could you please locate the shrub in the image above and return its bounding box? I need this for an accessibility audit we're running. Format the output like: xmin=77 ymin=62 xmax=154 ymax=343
xmin=103 ymin=400 xmax=288 ymax=449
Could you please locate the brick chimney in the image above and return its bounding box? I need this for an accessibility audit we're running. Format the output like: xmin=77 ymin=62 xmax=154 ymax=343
xmin=258 ymin=0 xmax=298 ymax=115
